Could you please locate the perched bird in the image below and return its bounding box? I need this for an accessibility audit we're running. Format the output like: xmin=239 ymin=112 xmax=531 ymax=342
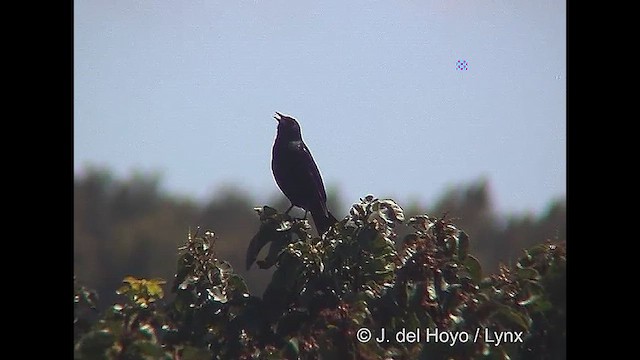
xmin=271 ymin=112 xmax=337 ymax=234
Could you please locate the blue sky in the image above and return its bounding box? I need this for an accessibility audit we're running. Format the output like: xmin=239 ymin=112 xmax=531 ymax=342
xmin=74 ymin=0 xmax=565 ymax=215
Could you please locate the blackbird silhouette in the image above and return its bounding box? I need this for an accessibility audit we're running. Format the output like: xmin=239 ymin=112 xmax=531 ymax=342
xmin=271 ymin=112 xmax=337 ymax=234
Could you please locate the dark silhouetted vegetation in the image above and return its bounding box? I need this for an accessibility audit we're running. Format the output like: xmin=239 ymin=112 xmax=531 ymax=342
xmin=74 ymin=196 xmax=565 ymax=359
xmin=74 ymin=168 xmax=564 ymax=312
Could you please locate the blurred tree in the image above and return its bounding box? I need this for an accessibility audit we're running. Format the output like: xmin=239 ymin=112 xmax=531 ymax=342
xmin=74 ymin=167 xmax=198 ymax=308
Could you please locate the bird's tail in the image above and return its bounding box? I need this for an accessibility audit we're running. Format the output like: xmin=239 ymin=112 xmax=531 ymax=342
xmin=312 ymin=210 xmax=338 ymax=235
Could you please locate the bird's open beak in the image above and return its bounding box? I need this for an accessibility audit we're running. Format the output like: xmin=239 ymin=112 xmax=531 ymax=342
xmin=274 ymin=111 xmax=283 ymax=122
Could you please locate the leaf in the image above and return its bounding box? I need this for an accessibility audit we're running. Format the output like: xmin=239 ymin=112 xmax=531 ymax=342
xmin=491 ymin=305 xmax=531 ymax=332
xmin=260 ymin=233 xmax=292 ymax=269
xmin=255 ymin=205 xmax=279 ymax=221
xmin=210 ymin=286 xmax=228 ymax=303
xmin=378 ymin=199 xmax=405 ymax=222
xmin=122 ymin=276 xmax=138 ymax=284
xmin=457 ymin=230 xmax=470 ymax=259
xmin=517 ymin=280 xmax=544 ymax=306
xmin=217 ymin=261 xmax=233 ymax=275
xmin=146 ymin=280 xmax=165 ymax=299
xmin=116 ymin=284 xmax=130 ymax=295
xmin=426 ymin=278 xmax=437 ymax=301
xmin=516 ymin=267 xmax=541 ymax=281
xmin=283 ymin=338 xmax=300 ymax=358
xmin=370 ymin=233 xmax=392 ymax=250
xmin=463 ymin=255 xmax=483 ymax=283
xmin=74 ymin=330 xmax=116 ymax=359
xmin=149 ymin=277 xmax=167 ymax=285
xmin=246 ymin=224 xmax=286 ymax=270
xmin=227 ymin=274 xmax=250 ymax=297
xmin=408 ymin=215 xmax=434 ymax=232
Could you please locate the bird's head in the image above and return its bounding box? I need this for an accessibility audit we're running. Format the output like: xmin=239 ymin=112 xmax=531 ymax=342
xmin=274 ymin=111 xmax=302 ymax=140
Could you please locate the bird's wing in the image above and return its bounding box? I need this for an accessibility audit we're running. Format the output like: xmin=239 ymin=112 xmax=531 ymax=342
xmin=290 ymin=141 xmax=328 ymax=209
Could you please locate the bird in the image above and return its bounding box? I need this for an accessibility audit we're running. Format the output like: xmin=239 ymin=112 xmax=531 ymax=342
xmin=271 ymin=112 xmax=337 ymax=234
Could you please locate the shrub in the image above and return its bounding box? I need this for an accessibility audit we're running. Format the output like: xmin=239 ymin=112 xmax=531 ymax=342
xmin=74 ymin=196 xmax=566 ymax=359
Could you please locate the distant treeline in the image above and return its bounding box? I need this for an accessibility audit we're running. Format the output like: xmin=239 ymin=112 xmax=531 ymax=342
xmin=74 ymin=167 xmax=565 ymax=309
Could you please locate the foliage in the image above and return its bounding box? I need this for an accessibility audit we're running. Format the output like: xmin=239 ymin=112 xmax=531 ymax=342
xmin=74 ymin=168 xmax=565 ymax=311
xmin=75 ymin=277 xmax=99 ymax=341
xmin=74 ymin=196 xmax=566 ymax=359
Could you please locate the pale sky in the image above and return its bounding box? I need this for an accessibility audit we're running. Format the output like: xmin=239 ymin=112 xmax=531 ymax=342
xmin=74 ymin=0 xmax=566 ymax=215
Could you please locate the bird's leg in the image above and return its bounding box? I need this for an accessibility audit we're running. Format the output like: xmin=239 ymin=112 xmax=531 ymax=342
xmin=284 ymin=205 xmax=309 ymax=221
